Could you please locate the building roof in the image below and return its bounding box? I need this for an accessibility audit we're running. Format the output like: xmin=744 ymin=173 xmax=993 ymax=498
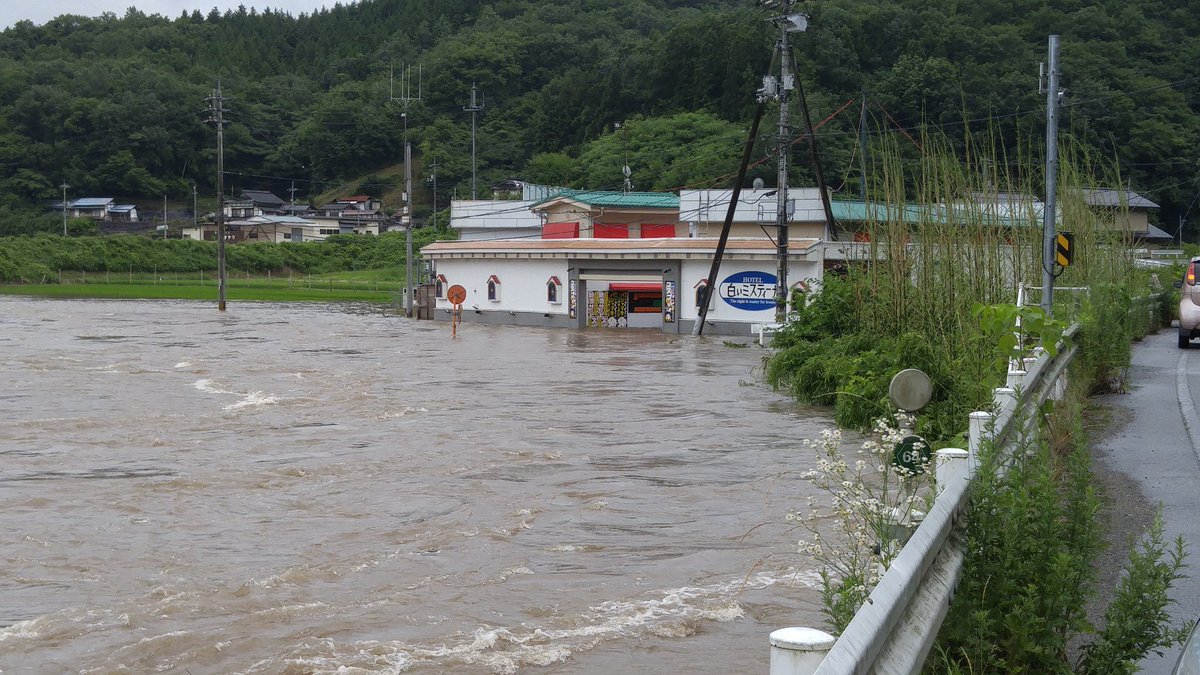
xmin=533 ymin=189 xmax=680 ymax=210
xmin=240 ymin=190 xmax=286 ymax=207
xmin=109 ymin=205 xmax=137 ymax=213
xmin=72 ymin=197 xmax=115 ymax=208
xmin=1081 ymin=189 xmax=1160 ymax=209
xmin=1143 ymin=222 xmax=1173 ymax=240
xmin=338 ymin=195 xmax=372 ymax=203
xmin=423 ymin=237 xmax=819 ymax=260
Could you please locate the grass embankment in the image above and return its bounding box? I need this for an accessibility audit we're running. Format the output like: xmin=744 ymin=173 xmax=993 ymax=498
xmin=0 ymin=226 xmax=456 ymax=302
xmin=0 ymin=272 xmax=401 ymax=302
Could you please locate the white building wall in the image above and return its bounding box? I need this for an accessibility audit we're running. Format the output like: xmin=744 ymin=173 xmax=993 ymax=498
xmin=451 ymin=200 xmax=542 ymax=241
xmin=434 ymin=259 xmax=569 ymax=315
xmin=679 ymin=188 xmax=824 ymax=227
xmin=679 ymin=259 xmax=822 ymax=324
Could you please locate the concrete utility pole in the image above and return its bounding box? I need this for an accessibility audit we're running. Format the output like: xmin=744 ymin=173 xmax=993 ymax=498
xmin=192 ymin=183 xmax=198 ymax=230
xmin=205 ymin=80 xmax=230 ymax=311
xmin=1041 ymin=35 xmax=1060 ymax=315
xmin=390 ymin=64 xmax=422 ymax=318
xmin=163 ymin=195 xmax=168 ymax=238
xmin=405 ymin=128 xmax=414 ymax=317
xmin=427 ymin=160 xmax=439 ymax=228
xmin=774 ymin=0 xmax=794 ymax=324
xmin=60 ymin=182 xmax=70 ymax=236
xmin=289 ymin=180 xmax=298 ymax=206
xmin=464 ymin=83 xmax=485 ymax=199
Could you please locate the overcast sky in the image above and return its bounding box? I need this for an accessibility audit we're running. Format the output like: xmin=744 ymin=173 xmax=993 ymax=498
xmin=1 ymin=1 xmax=352 ymax=30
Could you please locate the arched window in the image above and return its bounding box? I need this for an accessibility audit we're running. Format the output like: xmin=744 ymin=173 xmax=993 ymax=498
xmin=547 ymin=276 xmax=562 ymax=304
xmin=435 ymin=274 xmax=447 ymax=299
xmin=487 ymin=274 xmax=501 ymax=302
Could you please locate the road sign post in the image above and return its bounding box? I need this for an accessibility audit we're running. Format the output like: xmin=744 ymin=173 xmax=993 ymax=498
xmin=447 ymin=284 xmax=466 ymax=338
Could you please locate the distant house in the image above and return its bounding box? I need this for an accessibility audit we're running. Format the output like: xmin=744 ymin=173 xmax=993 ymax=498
xmin=1082 ymin=189 xmax=1169 ymax=240
xmin=240 ymin=190 xmax=287 ymax=214
xmin=310 ymin=195 xmax=386 ymax=235
xmin=53 ymin=198 xmax=138 ymax=222
xmin=108 ymin=204 xmax=139 ymax=223
xmin=227 ymin=200 xmax=257 ymax=218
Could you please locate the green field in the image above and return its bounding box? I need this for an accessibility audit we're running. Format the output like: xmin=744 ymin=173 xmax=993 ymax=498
xmin=0 ymin=271 xmax=406 ymax=303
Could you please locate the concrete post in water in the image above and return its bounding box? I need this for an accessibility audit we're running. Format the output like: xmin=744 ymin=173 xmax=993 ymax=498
xmin=936 ymin=448 xmax=970 ymax=496
xmin=769 ymin=627 xmax=835 ymax=675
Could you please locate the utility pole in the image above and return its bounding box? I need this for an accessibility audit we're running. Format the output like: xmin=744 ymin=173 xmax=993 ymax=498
xmin=427 ymin=160 xmax=439 ymax=228
xmin=405 ymin=130 xmax=414 ymax=317
xmin=205 ymin=80 xmax=230 ymax=311
xmin=858 ymin=91 xmax=868 ymax=201
xmin=464 ymin=83 xmax=485 ymax=199
xmin=289 ymin=180 xmax=298 ymax=206
xmin=163 ymin=195 xmax=168 ymax=239
xmin=1041 ymin=35 xmax=1060 ymax=316
xmin=192 ymin=183 xmax=198 ymax=230
xmin=60 ymin=182 xmax=70 ymax=236
xmin=390 ymin=63 xmax=421 ymax=318
xmin=774 ymin=0 xmax=795 ymax=324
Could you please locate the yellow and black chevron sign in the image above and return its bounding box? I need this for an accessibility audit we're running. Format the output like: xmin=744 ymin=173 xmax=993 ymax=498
xmin=1055 ymin=232 xmax=1074 ymax=267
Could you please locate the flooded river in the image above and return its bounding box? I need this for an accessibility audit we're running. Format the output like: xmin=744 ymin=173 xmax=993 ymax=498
xmin=0 ymin=297 xmax=827 ymax=673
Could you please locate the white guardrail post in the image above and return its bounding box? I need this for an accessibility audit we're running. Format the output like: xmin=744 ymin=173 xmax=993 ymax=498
xmin=770 ymin=628 xmax=837 ymax=675
xmin=771 ymin=320 xmax=1080 ymax=673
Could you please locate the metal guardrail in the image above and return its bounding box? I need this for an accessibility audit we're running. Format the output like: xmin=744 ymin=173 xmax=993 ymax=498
xmin=772 ymin=325 xmax=1081 ymax=674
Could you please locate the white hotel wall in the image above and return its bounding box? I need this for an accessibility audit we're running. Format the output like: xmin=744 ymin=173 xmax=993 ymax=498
xmin=434 ymin=259 xmax=569 ymax=316
xmin=679 ymin=259 xmax=823 ymax=326
xmin=431 ymin=256 xmax=822 ymax=334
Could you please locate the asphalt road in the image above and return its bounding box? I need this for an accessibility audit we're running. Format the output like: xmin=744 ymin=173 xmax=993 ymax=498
xmin=1093 ymin=328 xmax=1200 ymax=673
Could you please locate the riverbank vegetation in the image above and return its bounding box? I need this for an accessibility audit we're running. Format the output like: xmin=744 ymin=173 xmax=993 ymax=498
xmin=777 ymin=133 xmax=1188 ymax=667
xmin=0 ymin=228 xmax=456 ymax=286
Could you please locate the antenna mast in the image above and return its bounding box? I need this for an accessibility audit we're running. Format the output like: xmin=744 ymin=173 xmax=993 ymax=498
xmin=464 ymin=83 xmax=485 ymax=199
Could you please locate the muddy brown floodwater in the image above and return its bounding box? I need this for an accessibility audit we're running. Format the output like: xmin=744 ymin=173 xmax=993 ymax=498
xmin=0 ymin=297 xmax=828 ymax=673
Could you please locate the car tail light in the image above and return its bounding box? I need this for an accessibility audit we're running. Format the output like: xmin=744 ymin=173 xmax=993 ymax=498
xmin=1189 ymin=262 xmax=1197 ymax=286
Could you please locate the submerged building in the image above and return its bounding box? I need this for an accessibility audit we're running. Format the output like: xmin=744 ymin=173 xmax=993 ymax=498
xmin=425 ymin=189 xmax=825 ymax=336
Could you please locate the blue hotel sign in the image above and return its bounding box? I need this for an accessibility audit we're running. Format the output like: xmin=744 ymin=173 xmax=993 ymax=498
xmin=719 ymin=271 xmax=777 ymax=311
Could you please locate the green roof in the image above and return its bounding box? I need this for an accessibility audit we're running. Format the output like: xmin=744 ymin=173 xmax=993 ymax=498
xmin=535 ymin=189 xmax=679 ymax=210
xmin=830 ymin=199 xmax=1032 ymax=228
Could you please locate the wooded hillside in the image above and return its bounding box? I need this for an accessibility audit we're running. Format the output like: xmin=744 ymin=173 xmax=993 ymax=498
xmin=0 ymin=0 xmax=1196 ymax=235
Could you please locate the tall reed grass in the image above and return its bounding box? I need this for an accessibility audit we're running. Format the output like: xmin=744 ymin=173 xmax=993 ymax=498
xmin=768 ymin=125 xmax=1148 ymax=439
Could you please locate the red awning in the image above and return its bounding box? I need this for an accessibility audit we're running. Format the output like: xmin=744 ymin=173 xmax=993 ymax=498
xmin=609 ymin=282 xmax=662 ymax=292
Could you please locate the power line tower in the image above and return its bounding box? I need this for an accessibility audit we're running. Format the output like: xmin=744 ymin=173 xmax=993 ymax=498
xmin=204 ymin=81 xmax=230 ymax=311
xmin=390 ymin=63 xmax=422 ymax=318
xmin=463 ymin=83 xmax=485 ymax=199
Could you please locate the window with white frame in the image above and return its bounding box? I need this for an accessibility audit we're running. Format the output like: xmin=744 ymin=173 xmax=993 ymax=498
xmin=487 ymin=274 xmax=501 ymax=302
xmin=547 ymin=276 xmax=562 ymax=304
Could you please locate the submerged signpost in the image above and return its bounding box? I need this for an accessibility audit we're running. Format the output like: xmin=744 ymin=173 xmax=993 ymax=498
xmin=447 ymin=284 xmax=466 ymax=337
